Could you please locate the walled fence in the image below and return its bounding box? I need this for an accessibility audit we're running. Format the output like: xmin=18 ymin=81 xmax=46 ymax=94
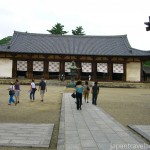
xmin=0 ymin=79 xmax=150 ymax=88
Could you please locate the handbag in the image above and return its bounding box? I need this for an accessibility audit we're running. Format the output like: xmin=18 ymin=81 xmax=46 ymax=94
xmin=71 ymin=93 xmax=76 ymax=98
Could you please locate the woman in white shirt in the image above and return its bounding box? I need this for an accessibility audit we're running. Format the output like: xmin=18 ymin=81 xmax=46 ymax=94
xmin=30 ymin=79 xmax=36 ymax=101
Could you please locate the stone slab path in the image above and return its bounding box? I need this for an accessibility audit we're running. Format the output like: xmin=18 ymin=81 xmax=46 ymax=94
xmin=129 ymin=125 xmax=150 ymax=142
xmin=0 ymin=123 xmax=54 ymax=148
xmin=57 ymin=93 xmax=149 ymax=150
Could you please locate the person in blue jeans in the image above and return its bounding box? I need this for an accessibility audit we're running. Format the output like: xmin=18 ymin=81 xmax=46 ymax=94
xmin=75 ymin=80 xmax=84 ymax=110
xmin=8 ymin=82 xmax=16 ymax=106
xmin=30 ymin=79 xmax=36 ymax=101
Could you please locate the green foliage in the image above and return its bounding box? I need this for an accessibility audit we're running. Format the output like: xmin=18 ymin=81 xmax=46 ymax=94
xmin=72 ymin=26 xmax=85 ymax=35
xmin=144 ymin=60 xmax=150 ymax=66
xmin=0 ymin=36 xmax=11 ymax=45
xmin=47 ymin=23 xmax=68 ymax=35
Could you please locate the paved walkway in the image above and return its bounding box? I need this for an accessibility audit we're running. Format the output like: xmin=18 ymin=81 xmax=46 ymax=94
xmin=57 ymin=93 xmax=149 ymax=150
xmin=129 ymin=125 xmax=150 ymax=143
xmin=0 ymin=123 xmax=54 ymax=148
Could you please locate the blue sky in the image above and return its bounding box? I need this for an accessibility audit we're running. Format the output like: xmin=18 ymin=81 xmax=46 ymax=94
xmin=0 ymin=0 xmax=150 ymax=50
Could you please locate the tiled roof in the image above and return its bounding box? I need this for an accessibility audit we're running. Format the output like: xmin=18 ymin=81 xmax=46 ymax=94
xmin=0 ymin=31 xmax=150 ymax=56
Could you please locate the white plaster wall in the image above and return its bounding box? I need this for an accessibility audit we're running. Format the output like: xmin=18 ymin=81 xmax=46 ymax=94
xmin=126 ymin=62 xmax=141 ymax=82
xmin=0 ymin=58 xmax=12 ymax=78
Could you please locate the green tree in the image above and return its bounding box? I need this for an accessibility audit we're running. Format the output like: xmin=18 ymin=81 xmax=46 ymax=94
xmin=72 ymin=26 xmax=85 ymax=35
xmin=0 ymin=36 xmax=12 ymax=45
xmin=144 ymin=60 xmax=150 ymax=66
xmin=47 ymin=23 xmax=68 ymax=35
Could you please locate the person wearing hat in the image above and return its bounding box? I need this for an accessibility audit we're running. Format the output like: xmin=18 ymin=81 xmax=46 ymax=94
xmin=91 ymin=82 xmax=99 ymax=105
xmin=8 ymin=82 xmax=16 ymax=106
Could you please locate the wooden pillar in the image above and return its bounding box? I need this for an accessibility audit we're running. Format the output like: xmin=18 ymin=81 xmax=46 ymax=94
xmin=108 ymin=62 xmax=112 ymax=81
xmin=140 ymin=61 xmax=144 ymax=82
xmin=123 ymin=63 xmax=126 ymax=81
xmin=12 ymin=59 xmax=17 ymax=78
xmin=43 ymin=60 xmax=49 ymax=79
xmin=76 ymin=61 xmax=81 ymax=80
xmin=92 ymin=61 xmax=97 ymax=81
xmin=60 ymin=61 xmax=65 ymax=74
xmin=26 ymin=60 xmax=33 ymax=79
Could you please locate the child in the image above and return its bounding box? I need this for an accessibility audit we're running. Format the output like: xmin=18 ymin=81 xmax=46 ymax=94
xmin=8 ymin=82 xmax=17 ymax=106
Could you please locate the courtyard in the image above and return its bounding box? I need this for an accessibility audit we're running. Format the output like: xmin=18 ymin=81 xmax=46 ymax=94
xmin=0 ymin=84 xmax=150 ymax=149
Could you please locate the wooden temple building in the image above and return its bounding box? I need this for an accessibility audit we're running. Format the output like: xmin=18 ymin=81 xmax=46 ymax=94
xmin=0 ymin=31 xmax=150 ymax=82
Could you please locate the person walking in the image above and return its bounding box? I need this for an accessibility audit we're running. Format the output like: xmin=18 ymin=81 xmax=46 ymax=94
xmin=8 ymin=82 xmax=16 ymax=106
xmin=74 ymin=80 xmax=84 ymax=110
xmin=30 ymin=79 xmax=36 ymax=101
xmin=38 ymin=78 xmax=47 ymax=102
xmin=14 ymin=79 xmax=20 ymax=104
xmin=91 ymin=82 xmax=99 ymax=105
xmin=83 ymin=81 xmax=90 ymax=103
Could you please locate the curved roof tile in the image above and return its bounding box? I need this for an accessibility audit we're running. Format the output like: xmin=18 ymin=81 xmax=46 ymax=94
xmin=0 ymin=31 xmax=150 ymax=56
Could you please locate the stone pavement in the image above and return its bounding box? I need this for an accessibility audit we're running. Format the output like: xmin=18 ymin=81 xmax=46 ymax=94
xmin=0 ymin=123 xmax=54 ymax=148
xmin=57 ymin=93 xmax=150 ymax=150
xmin=129 ymin=125 xmax=150 ymax=143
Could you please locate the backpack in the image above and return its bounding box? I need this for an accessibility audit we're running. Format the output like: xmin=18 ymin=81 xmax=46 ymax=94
xmin=9 ymin=90 xmax=14 ymax=95
xmin=87 ymin=86 xmax=90 ymax=91
xmin=9 ymin=85 xmax=15 ymax=95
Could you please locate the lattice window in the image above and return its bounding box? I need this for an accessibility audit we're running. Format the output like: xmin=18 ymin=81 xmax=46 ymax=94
xmin=65 ymin=62 xmax=72 ymax=72
xmin=113 ymin=64 xmax=124 ymax=73
xmin=81 ymin=63 xmax=92 ymax=72
xmin=97 ymin=63 xmax=108 ymax=73
xmin=17 ymin=61 xmax=27 ymax=71
xmin=33 ymin=61 xmax=44 ymax=71
xmin=49 ymin=62 xmax=60 ymax=72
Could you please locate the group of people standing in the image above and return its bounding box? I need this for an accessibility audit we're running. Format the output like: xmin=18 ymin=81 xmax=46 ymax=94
xmin=8 ymin=78 xmax=47 ymax=105
xmin=74 ymin=80 xmax=99 ymax=110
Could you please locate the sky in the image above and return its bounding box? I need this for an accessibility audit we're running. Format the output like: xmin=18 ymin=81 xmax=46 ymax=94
xmin=0 ymin=0 xmax=150 ymax=50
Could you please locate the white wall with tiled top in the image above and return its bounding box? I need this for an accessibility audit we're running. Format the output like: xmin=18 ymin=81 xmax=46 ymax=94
xmin=126 ymin=62 xmax=141 ymax=82
xmin=0 ymin=58 xmax=12 ymax=78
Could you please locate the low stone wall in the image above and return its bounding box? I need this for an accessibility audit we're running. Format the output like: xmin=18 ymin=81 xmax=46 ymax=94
xmin=0 ymin=79 xmax=150 ymax=88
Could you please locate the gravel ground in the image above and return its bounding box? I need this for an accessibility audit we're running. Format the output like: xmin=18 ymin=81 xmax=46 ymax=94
xmin=98 ymin=88 xmax=150 ymax=126
xmin=0 ymin=85 xmax=150 ymax=150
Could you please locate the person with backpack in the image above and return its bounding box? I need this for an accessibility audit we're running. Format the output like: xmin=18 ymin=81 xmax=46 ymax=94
xmin=38 ymin=78 xmax=47 ymax=102
xmin=83 ymin=81 xmax=90 ymax=103
xmin=8 ymin=82 xmax=17 ymax=106
xmin=91 ymin=82 xmax=99 ymax=105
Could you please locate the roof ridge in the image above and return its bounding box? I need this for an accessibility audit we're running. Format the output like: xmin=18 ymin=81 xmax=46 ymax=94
xmin=14 ymin=30 xmax=127 ymax=38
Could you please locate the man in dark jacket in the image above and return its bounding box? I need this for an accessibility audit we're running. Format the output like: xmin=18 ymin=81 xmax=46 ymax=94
xmin=92 ymin=82 xmax=99 ymax=105
xmin=38 ymin=78 xmax=47 ymax=102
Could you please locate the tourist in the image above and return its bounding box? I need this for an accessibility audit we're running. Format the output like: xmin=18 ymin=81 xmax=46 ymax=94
xmin=91 ymin=82 xmax=99 ymax=105
xmin=38 ymin=78 xmax=47 ymax=102
xmin=14 ymin=79 xmax=20 ymax=103
xmin=74 ymin=80 xmax=84 ymax=110
xmin=30 ymin=79 xmax=36 ymax=101
xmin=83 ymin=81 xmax=90 ymax=103
xmin=8 ymin=82 xmax=16 ymax=106
xmin=89 ymin=75 xmax=91 ymax=81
